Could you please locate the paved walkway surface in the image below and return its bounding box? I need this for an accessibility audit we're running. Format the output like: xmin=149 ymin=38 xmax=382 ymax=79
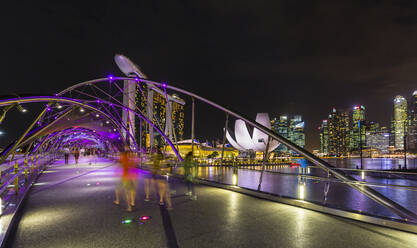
xmin=6 ymin=158 xmax=417 ymax=248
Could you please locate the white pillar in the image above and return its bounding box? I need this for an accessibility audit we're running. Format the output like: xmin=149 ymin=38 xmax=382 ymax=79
xmin=122 ymin=80 xmax=136 ymax=148
xmin=165 ymin=100 xmax=173 ymax=141
xmin=147 ymin=88 xmax=154 ymax=150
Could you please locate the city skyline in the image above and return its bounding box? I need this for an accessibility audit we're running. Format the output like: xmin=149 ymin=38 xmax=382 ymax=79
xmin=318 ymin=90 xmax=417 ymax=155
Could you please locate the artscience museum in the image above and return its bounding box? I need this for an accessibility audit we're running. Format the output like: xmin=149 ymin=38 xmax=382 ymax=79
xmin=226 ymin=113 xmax=280 ymax=153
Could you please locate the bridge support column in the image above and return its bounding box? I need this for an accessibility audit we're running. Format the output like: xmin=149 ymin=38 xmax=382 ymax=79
xmin=258 ymin=136 xmax=271 ymax=191
xmin=191 ymin=97 xmax=195 ymax=157
xmin=24 ymin=157 xmax=28 ymax=182
xmin=14 ymin=160 xmax=18 ymax=194
xmin=220 ymin=113 xmax=229 ymax=167
xmin=30 ymin=155 xmax=34 ymax=174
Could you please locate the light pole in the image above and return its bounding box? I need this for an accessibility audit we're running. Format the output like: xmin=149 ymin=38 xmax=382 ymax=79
xmin=191 ymin=97 xmax=195 ymax=157
xmin=359 ymin=120 xmax=363 ymax=170
xmin=258 ymin=137 xmax=271 ymax=191
xmin=220 ymin=113 xmax=229 ymax=166
xmin=404 ymin=120 xmax=407 ymax=170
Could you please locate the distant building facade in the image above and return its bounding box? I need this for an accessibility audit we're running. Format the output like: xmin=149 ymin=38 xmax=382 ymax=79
xmin=350 ymin=105 xmax=366 ymax=151
xmin=319 ymin=108 xmax=349 ymax=157
xmin=271 ymin=115 xmax=305 ymax=155
xmin=319 ymin=119 xmax=329 ymax=154
xmin=135 ymin=84 xmax=185 ymax=149
xmin=393 ymin=95 xmax=407 ymax=150
xmin=366 ymin=127 xmax=390 ymax=154
xmin=408 ymin=91 xmax=417 ymax=152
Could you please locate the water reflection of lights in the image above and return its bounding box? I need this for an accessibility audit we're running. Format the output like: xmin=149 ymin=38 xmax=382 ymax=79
xmin=232 ymin=174 xmax=237 ymax=185
xmin=298 ymin=184 xmax=305 ymax=200
xmin=228 ymin=192 xmax=239 ymax=223
xmin=295 ymin=208 xmax=306 ymax=246
xmin=361 ymin=171 xmax=365 ymax=180
xmin=307 ymin=168 xmax=310 ymax=174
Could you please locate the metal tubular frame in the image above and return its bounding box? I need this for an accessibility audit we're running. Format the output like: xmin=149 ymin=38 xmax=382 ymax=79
xmin=0 ymin=96 xmax=182 ymax=161
xmin=1 ymin=76 xmax=415 ymax=221
xmin=116 ymin=76 xmax=417 ymax=221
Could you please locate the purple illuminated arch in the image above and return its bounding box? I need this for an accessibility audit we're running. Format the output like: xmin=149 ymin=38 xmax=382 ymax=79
xmin=0 ymin=96 xmax=182 ymax=161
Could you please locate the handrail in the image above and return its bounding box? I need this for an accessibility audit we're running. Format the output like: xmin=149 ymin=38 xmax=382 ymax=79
xmin=3 ymin=76 xmax=417 ymax=221
xmin=0 ymin=171 xmax=22 ymax=196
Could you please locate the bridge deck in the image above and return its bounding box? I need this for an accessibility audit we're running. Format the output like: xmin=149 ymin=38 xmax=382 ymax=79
xmin=7 ymin=158 xmax=417 ymax=248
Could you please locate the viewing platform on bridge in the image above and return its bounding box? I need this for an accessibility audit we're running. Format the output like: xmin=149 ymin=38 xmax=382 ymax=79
xmin=4 ymin=157 xmax=417 ymax=248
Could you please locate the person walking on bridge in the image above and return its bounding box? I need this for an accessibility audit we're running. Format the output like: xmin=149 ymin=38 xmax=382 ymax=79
xmin=183 ymin=152 xmax=197 ymax=200
xmin=63 ymin=147 xmax=70 ymax=164
xmin=114 ymin=147 xmax=138 ymax=212
xmin=145 ymin=147 xmax=172 ymax=209
xmin=73 ymin=147 xmax=80 ymax=164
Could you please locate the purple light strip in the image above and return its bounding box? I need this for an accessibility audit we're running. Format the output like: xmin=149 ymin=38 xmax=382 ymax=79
xmin=0 ymin=96 xmax=181 ymax=160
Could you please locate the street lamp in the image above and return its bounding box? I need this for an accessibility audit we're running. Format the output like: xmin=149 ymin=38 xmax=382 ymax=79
xmin=16 ymin=104 xmax=27 ymax=113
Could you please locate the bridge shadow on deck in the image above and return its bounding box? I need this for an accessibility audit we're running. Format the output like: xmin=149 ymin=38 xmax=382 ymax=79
xmin=6 ymin=157 xmax=417 ymax=248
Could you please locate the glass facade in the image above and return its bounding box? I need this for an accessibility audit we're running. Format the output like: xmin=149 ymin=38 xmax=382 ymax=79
xmin=319 ymin=120 xmax=329 ymax=154
xmin=271 ymin=115 xmax=305 ymax=155
xmin=350 ymin=105 xmax=366 ymax=151
xmin=366 ymin=127 xmax=390 ymax=154
xmin=135 ymin=83 xmax=185 ymax=148
xmin=408 ymin=91 xmax=417 ymax=152
xmin=393 ymin=95 xmax=407 ymax=150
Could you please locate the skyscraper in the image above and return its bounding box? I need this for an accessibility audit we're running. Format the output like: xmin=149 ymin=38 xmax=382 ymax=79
xmin=366 ymin=126 xmax=390 ymax=154
xmin=135 ymin=83 xmax=185 ymax=149
xmin=408 ymin=91 xmax=417 ymax=152
xmin=393 ymin=95 xmax=407 ymax=150
xmin=327 ymin=108 xmax=350 ymax=157
xmin=319 ymin=119 xmax=329 ymax=154
xmin=272 ymin=115 xmax=305 ymax=155
xmin=350 ymin=105 xmax=366 ymax=152
xmin=290 ymin=115 xmax=305 ymax=149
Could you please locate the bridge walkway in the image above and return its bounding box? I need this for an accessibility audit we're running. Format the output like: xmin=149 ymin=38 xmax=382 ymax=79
xmin=6 ymin=158 xmax=417 ymax=248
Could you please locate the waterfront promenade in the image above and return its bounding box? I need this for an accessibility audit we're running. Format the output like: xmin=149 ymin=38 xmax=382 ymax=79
xmin=6 ymin=158 xmax=417 ymax=247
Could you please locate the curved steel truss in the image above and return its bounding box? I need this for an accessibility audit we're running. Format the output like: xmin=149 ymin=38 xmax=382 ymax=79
xmin=0 ymin=57 xmax=416 ymax=223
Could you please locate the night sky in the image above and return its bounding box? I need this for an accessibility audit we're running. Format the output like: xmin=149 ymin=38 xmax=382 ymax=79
xmin=2 ymin=0 xmax=417 ymax=151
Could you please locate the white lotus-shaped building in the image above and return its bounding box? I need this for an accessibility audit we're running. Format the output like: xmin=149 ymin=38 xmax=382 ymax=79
xmin=226 ymin=113 xmax=279 ymax=152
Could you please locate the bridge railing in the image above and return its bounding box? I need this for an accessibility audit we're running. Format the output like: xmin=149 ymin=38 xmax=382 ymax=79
xmin=0 ymin=152 xmax=58 ymax=217
xmin=167 ymin=163 xmax=417 ymax=226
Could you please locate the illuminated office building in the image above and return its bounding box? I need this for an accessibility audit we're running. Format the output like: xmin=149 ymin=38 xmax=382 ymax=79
xmin=393 ymin=95 xmax=407 ymax=150
xmin=319 ymin=120 xmax=329 ymax=154
xmin=272 ymin=115 xmax=305 ymax=155
xmin=326 ymin=108 xmax=350 ymax=157
xmin=366 ymin=126 xmax=389 ymax=154
xmin=290 ymin=115 xmax=305 ymax=149
xmin=135 ymin=84 xmax=185 ymax=149
xmin=367 ymin=121 xmax=379 ymax=134
xmin=349 ymin=105 xmax=366 ymax=151
xmin=408 ymin=91 xmax=417 ymax=152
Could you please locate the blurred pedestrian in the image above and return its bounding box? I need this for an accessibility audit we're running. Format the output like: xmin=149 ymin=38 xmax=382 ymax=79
xmin=63 ymin=147 xmax=70 ymax=164
xmin=114 ymin=146 xmax=138 ymax=212
xmin=145 ymin=147 xmax=172 ymax=209
xmin=183 ymin=152 xmax=197 ymax=200
xmin=73 ymin=147 xmax=80 ymax=164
